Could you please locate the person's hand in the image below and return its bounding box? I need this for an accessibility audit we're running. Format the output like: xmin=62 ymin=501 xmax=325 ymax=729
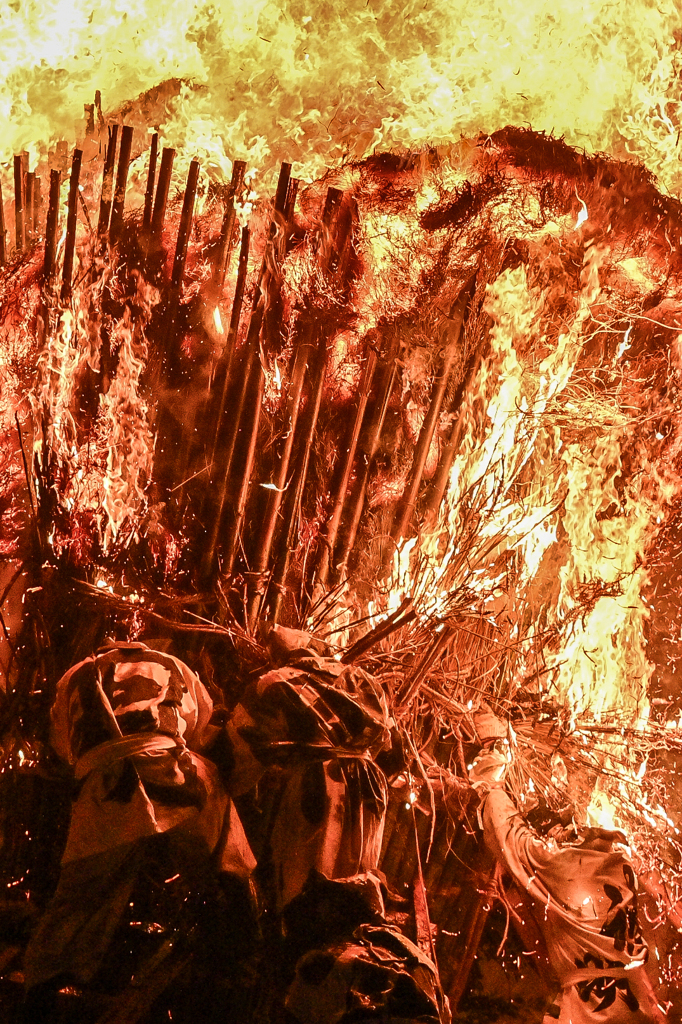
xmin=468 ymin=743 xmax=510 ymax=793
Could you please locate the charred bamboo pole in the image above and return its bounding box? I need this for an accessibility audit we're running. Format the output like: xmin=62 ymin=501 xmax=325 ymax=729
xmin=0 ymin=178 xmax=6 ymax=268
xmin=247 ymin=331 xmax=313 ymax=584
xmin=109 ymin=125 xmax=134 ymax=242
xmin=313 ymin=346 xmax=378 ymax=591
xmin=212 ymin=159 xmax=246 ymax=289
xmin=60 ymin=149 xmax=82 ymax=302
xmin=43 ymin=170 xmax=61 ymax=285
xmin=269 ymin=339 xmax=328 ymax=623
xmin=151 ymin=147 xmax=175 ymax=238
xmin=142 ymin=132 xmax=159 ymax=232
xmin=201 ymin=225 xmax=251 ymax=578
xmin=24 ymin=172 xmax=35 ymax=244
xmin=225 ymin=225 xmax=250 ymax=350
xmin=222 ymin=364 xmax=266 ymax=580
xmin=171 ymin=159 xmax=200 ymax=290
xmin=247 ymin=186 xmax=341 ymax=626
xmin=333 ymin=340 xmax=399 ymax=579
xmin=212 ymin=163 xmax=292 ymax=581
xmin=97 ymin=124 xmax=119 ymax=237
xmin=389 ymin=277 xmax=475 ymax=551
xmin=13 ymin=155 xmax=24 ymax=252
xmin=423 ymin=332 xmax=487 ymax=528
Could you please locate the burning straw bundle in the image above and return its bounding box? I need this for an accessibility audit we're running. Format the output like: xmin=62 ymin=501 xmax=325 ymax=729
xmin=2 ymin=114 xmax=682 ymax=1014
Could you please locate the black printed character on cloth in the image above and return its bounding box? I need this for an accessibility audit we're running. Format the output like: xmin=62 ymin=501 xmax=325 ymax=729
xmin=468 ymin=722 xmax=667 ymax=1024
xmin=22 ymin=642 xmax=256 ymax=1018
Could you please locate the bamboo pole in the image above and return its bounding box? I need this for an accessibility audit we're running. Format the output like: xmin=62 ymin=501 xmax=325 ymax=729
xmin=60 ymin=149 xmax=82 ymax=301
xmin=151 ymin=147 xmax=175 ymax=237
xmin=389 ymin=276 xmax=475 ymax=549
xmin=0 ymin=178 xmax=6 ymax=268
xmin=423 ymin=331 xmax=488 ymax=528
xmin=24 ymin=172 xmax=35 ymax=244
xmin=109 ymin=124 xmax=134 ymax=241
xmin=43 ymin=170 xmax=61 ymax=285
xmin=313 ymin=345 xmax=377 ymax=591
xmin=171 ymin=158 xmax=200 ymax=290
xmin=269 ymin=337 xmax=327 ymax=623
xmin=225 ymin=225 xmax=250 ymax=351
xmin=212 ymin=159 xmax=246 ymax=289
xmin=142 ymin=132 xmax=159 ymax=231
xmin=333 ymin=337 xmax=399 ymax=578
xmin=222 ymin=365 xmax=266 ymax=579
xmin=247 ymin=186 xmax=341 ymax=626
xmin=208 ymin=163 xmax=291 ymax=581
xmin=97 ymin=124 xmax=118 ymax=237
xmin=13 ymin=155 xmax=24 ymax=252
xmin=201 ymin=225 xmax=251 ymax=578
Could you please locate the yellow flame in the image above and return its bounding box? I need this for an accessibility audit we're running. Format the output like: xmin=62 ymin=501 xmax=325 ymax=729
xmin=0 ymin=0 xmax=681 ymax=192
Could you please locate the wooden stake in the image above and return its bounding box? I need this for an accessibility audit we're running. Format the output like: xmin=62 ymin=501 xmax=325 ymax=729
xmin=43 ymin=169 xmax=61 ymax=284
xmin=151 ymin=147 xmax=175 ymax=237
xmin=60 ymin=149 xmax=82 ymax=301
xmin=171 ymin=159 xmax=200 ymax=291
xmin=97 ymin=124 xmax=118 ymax=236
xmin=142 ymin=132 xmax=159 ymax=231
xmin=109 ymin=124 xmax=134 ymax=241
xmin=212 ymin=159 xmax=246 ymax=289
xmin=13 ymin=155 xmax=24 ymax=252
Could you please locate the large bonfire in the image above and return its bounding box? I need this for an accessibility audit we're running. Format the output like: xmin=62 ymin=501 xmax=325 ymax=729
xmin=2 ymin=2 xmax=682 ymax=1021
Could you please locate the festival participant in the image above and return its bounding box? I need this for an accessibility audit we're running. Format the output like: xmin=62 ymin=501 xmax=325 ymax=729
xmin=22 ymin=642 xmax=256 ymax=1021
xmin=469 ymin=714 xmax=667 ymax=1023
